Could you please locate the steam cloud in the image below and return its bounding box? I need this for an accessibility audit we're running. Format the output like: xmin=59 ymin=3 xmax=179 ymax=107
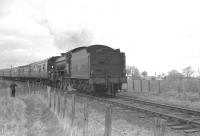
xmin=49 ymin=28 xmax=93 ymax=51
xmin=36 ymin=18 xmax=93 ymax=51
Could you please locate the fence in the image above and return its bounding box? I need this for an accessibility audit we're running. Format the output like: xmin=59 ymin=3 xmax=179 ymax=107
xmin=0 ymin=80 xmax=189 ymax=136
xmin=127 ymin=79 xmax=200 ymax=94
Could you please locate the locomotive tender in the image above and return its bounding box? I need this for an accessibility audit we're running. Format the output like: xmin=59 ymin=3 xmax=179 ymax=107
xmin=0 ymin=45 xmax=126 ymax=96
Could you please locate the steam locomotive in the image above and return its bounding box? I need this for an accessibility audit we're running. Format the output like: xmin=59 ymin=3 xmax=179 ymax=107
xmin=0 ymin=45 xmax=126 ymax=96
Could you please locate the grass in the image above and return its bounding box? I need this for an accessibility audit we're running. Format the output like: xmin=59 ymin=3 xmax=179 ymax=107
xmin=0 ymin=96 xmax=26 ymax=136
xmin=0 ymin=81 xmax=65 ymax=136
xmin=53 ymin=95 xmax=187 ymax=136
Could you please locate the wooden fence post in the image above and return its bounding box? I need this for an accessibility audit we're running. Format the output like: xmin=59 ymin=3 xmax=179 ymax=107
xmin=36 ymin=82 xmax=39 ymax=94
xmin=57 ymin=91 xmax=61 ymax=115
xmin=44 ymin=87 xmax=46 ymax=101
xmin=41 ymin=86 xmax=43 ymax=98
xmin=43 ymin=86 xmax=46 ymax=98
xmin=33 ymin=82 xmax=35 ymax=94
xmin=104 ymin=104 xmax=112 ymax=136
xmin=43 ymin=87 xmax=46 ymax=99
xmin=5 ymin=87 xmax=7 ymax=97
xmin=154 ymin=118 xmax=166 ymax=136
xmin=37 ymin=82 xmax=39 ymax=94
xmin=31 ymin=82 xmax=34 ymax=94
xmin=54 ymin=89 xmax=56 ymax=111
xmin=38 ymin=83 xmax=40 ymax=95
xmin=38 ymin=82 xmax=40 ymax=94
xmin=148 ymin=80 xmax=151 ymax=92
xmin=59 ymin=94 xmax=62 ymax=118
xmin=27 ymin=81 xmax=30 ymax=95
xmin=71 ymin=94 xmax=75 ymax=128
xmin=63 ymin=93 xmax=67 ymax=118
xmin=47 ymin=86 xmax=51 ymax=107
xmin=49 ymin=89 xmax=52 ymax=108
xmin=51 ymin=88 xmax=55 ymax=110
xmin=158 ymin=80 xmax=161 ymax=94
xmin=132 ymin=79 xmax=135 ymax=91
xmin=56 ymin=93 xmax=58 ymax=114
xmin=39 ymin=86 xmax=43 ymax=96
xmin=83 ymin=97 xmax=88 ymax=136
xmin=140 ymin=80 xmax=143 ymax=92
xmin=182 ymin=80 xmax=187 ymax=101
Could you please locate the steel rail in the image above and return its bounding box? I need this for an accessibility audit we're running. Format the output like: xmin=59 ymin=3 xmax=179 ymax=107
xmin=117 ymin=94 xmax=200 ymax=116
xmin=72 ymin=92 xmax=200 ymax=128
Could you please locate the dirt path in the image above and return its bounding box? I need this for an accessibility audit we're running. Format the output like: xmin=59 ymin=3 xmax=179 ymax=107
xmin=20 ymin=95 xmax=65 ymax=136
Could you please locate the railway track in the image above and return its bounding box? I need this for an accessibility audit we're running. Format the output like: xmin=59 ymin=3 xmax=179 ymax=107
xmin=116 ymin=94 xmax=200 ymax=116
xmin=72 ymin=92 xmax=200 ymax=134
xmin=115 ymin=94 xmax=200 ymax=132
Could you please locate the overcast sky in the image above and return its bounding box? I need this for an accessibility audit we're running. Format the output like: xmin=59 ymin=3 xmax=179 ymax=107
xmin=0 ymin=0 xmax=200 ymax=76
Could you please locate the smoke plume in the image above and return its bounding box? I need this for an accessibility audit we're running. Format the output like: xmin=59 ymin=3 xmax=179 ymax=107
xmin=50 ymin=28 xmax=93 ymax=51
xmin=35 ymin=17 xmax=93 ymax=51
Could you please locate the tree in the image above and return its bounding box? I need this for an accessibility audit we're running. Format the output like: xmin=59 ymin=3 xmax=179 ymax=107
xmin=157 ymin=73 xmax=166 ymax=80
xmin=167 ymin=70 xmax=184 ymax=80
xmin=131 ymin=66 xmax=141 ymax=79
xmin=182 ymin=66 xmax=194 ymax=78
xmin=141 ymin=71 xmax=147 ymax=77
xmin=198 ymin=69 xmax=200 ymax=78
xmin=126 ymin=66 xmax=132 ymax=76
xmin=126 ymin=65 xmax=141 ymax=79
xmin=161 ymin=73 xmax=167 ymax=80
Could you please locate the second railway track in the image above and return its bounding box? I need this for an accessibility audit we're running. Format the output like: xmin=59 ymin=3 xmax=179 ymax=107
xmin=116 ymin=94 xmax=200 ymax=133
xmin=73 ymin=92 xmax=200 ymax=134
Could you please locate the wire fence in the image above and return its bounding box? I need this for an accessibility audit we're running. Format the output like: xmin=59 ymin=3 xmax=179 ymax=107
xmin=127 ymin=79 xmax=200 ymax=94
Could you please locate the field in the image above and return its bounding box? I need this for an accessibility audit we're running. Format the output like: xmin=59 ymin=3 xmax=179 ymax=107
xmin=124 ymin=78 xmax=200 ymax=110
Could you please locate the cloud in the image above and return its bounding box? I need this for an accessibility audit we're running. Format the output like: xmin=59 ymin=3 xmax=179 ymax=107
xmin=1 ymin=0 xmax=200 ymax=76
xmin=0 ymin=49 xmax=37 ymax=66
xmin=3 ymin=0 xmax=94 ymax=52
xmin=0 ymin=0 xmax=14 ymax=16
xmin=0 ymin=30 xmax=59 ymax=68
xmin=0 ymin=0 xmax=59 ymax=68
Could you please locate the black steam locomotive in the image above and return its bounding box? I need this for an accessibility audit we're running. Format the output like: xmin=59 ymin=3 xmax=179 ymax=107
xmin=0 ymin=45 xmax=126 ymax=96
